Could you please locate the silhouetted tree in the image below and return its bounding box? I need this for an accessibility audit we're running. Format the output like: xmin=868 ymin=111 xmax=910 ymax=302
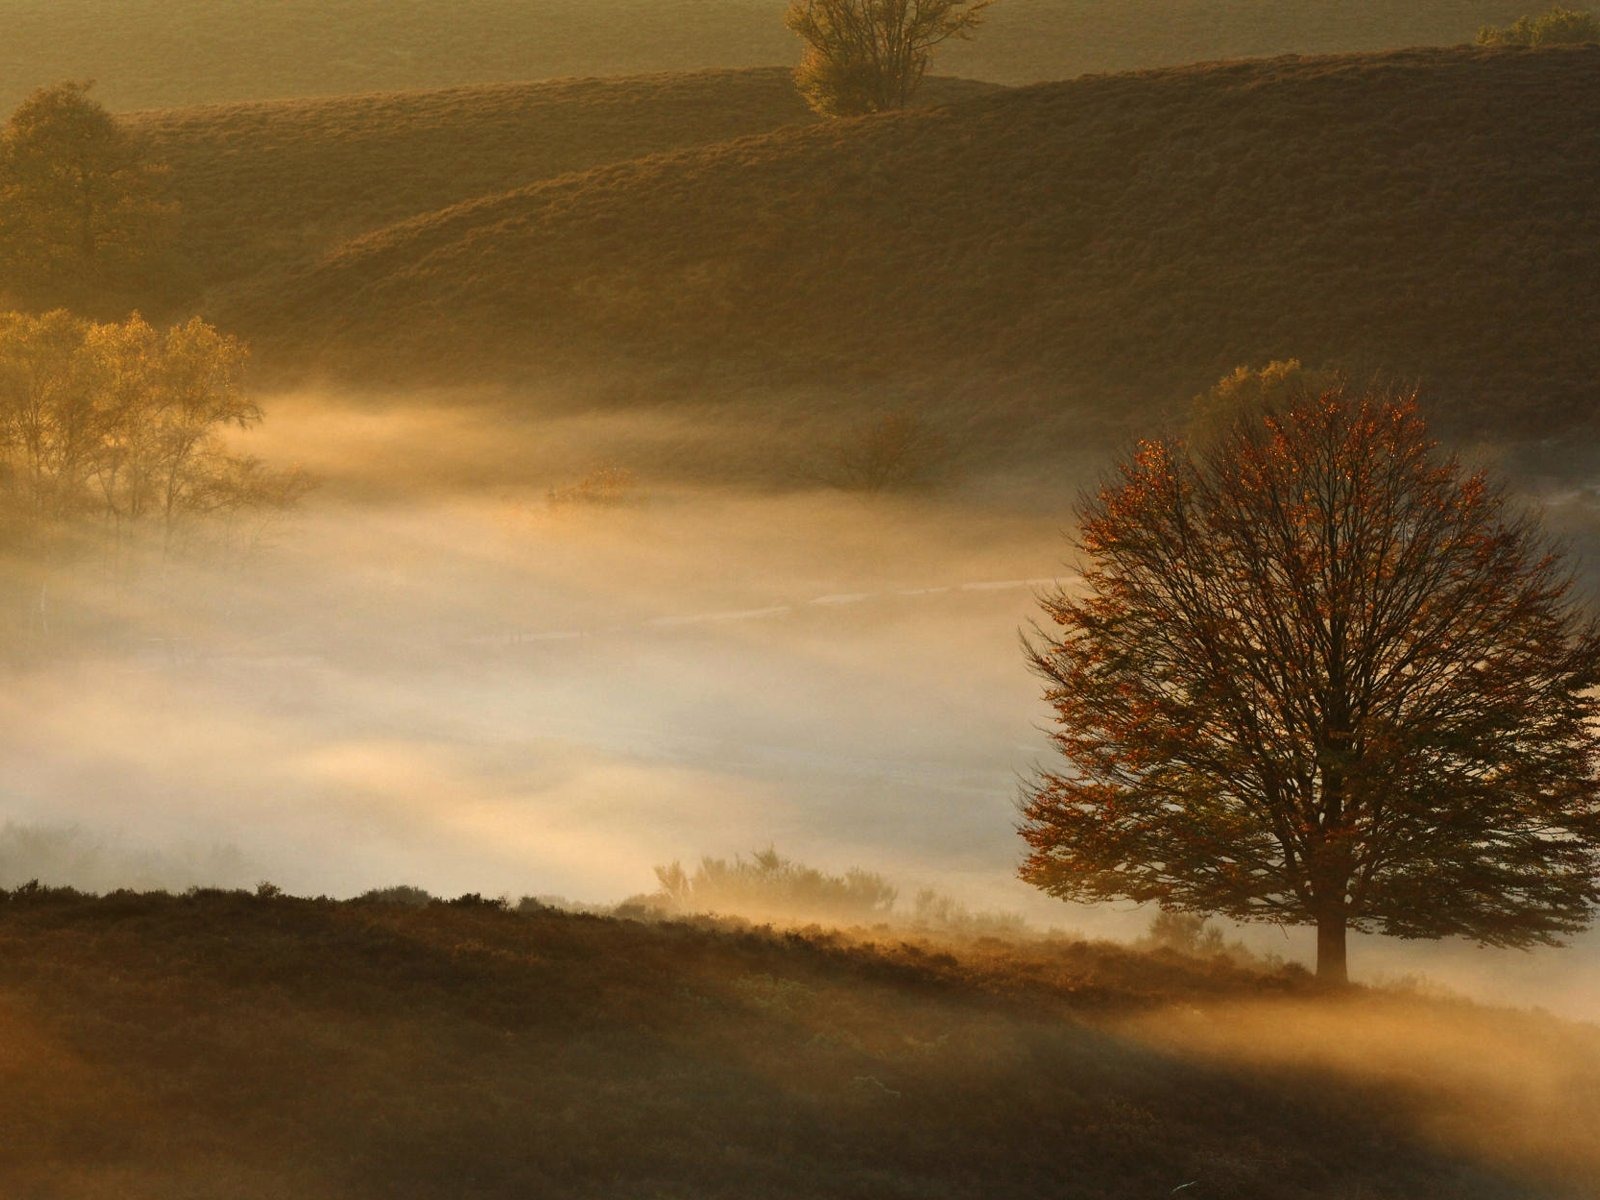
xmin=0 ymin=82 xmax=173 ymax=307
xmin=785 ymin=0 xmax=994 ymax=117
xmin=1021 ymin=385 xmax=1600 ymax=985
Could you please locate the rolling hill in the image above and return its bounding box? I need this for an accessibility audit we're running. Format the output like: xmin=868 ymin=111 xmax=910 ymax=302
xmin=1 ymin=0 xmax=1529 ymax=111
xmin=228 ymin=46 xmax=1600 ymax=439
xmin=1 ymin=885 xmax=1594 ymax=1199
xmin=126 ymin=70 xmax=995 ymax=304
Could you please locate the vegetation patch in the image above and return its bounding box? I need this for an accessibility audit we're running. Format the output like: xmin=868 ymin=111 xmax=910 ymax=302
xmin=0 ymin=885 xmax=1589 ymax=1199
xmin=226 ymin=47 xmax=1600 ymax=443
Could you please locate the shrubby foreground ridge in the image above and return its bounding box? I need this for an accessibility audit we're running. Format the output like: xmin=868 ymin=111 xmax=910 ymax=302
xmin=0 ymin=883 xmax=1595 ymax=1199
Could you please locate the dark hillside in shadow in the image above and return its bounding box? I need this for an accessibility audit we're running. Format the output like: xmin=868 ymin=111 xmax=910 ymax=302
xmin=129 ymin=70 xmax=998 ymax=303
xmin=232 ymin=47 xmax=1600 ymax=440
xmin=0 ymin=887 xmax=1589 ymax=1199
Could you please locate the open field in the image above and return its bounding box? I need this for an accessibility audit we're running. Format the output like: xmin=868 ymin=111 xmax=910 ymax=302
xmin=217 ymin=46 xmax=1600 ymax=442
xmin=0 ymin=0 xmax=1530 ymax=111
xmin=0 ymin=886 xmax=1595 ymax=1199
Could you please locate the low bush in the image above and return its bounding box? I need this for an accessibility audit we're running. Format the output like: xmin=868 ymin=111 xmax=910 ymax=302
xmin=1477 ymin=6 xmax=1599 ymax=45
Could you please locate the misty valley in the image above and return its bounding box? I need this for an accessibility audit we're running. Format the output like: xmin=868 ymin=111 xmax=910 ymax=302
xmin=0 ymin=2 xmax=1598 ymax=1198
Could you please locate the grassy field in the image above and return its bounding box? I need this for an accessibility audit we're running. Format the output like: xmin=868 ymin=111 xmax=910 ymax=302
xmin=0 ymin=0 xmax=1529 ymax=111
xmin=126 ymin=69 xmax=994 ymax=302
xmin=0 ymin=885 xmax=1594 ymax=1199
xmin=219 ymin=46 xmax=1600 ymax=441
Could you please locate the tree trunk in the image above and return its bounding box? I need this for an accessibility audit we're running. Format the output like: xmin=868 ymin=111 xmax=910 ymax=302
xmin=1315 ymin=910 xmax=1349 ymax=986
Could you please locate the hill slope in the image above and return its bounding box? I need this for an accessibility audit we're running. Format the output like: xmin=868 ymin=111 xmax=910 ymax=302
xmin=2 ymin=0 xmax=1529 ymax=111
xmin=1 ymin=887 xmax=1593 ymax=1199
xmin=238 ymin=47 xmax=1600 ymax=436
xmin=130 ymin=69 xmax=993 ymax=301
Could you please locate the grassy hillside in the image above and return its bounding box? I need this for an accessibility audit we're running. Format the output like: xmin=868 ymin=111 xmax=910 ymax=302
xmin=233 ymin=46 xmax=1600 ymax=438
xmin=1 ymin=0 xmax=1529 ymax=111
xmin=1 ymin=885 xmax=1593 ymax=1199
xmin=127 ymin=69 xmax=995 ymax=302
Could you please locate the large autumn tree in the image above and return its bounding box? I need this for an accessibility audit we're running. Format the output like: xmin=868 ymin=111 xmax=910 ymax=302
xmin=1020 ymin=385 xmax=1600 ymax=984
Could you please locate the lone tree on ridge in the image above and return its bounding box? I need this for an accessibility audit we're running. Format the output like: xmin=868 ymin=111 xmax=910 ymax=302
xmin=1020 ymin=385 xmax=1600 ymax=985
xmin=785 ymin=0 xmax=995 ymax=117
xmin=0 ymin=81 xmax=172 ymax=307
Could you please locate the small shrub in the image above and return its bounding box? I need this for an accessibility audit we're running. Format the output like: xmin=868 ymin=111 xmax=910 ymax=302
xmin=546 ymin=466 xmax=639 ymax=508
xmin=653 ymin=848 xmax=897 ymax=924
xmin=814 ymin=410 xmax=950 ymax=493
xmin=1186 ymin=359 xmax=1338 ymax=448
xmin=908 ymin=888 xmax=1030 ymax=939
xmin=357 ymin=884 xmax=434 ymax=907
xmin=1142 ymin=908 xmax=1226 ymax=957
xmin=1476 ymin=6 xmax=1600 ymax=45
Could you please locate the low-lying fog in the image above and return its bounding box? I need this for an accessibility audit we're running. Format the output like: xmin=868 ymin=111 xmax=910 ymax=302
xmin=2 ymin=388 xmax=1597 ymax=1019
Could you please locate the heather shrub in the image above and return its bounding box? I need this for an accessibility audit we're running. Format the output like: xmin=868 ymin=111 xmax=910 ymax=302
xmin=653 ymin=847 xmax=897 ymax=924
xmin=357 ymin=883 xmax=434 ymax=907
xmin=1476 ymin=5 xmax=1599 ymax=45
xmin=812 ymin=409 xmax=951 ymax=493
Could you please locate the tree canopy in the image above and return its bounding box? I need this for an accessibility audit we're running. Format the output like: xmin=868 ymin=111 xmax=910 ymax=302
xmin=785 ymin=0 xmax=994 ymax=117
xmin=0 ymin=81 xmax=173 ymax=308
xmin=1020 ymin=385 xmax=1600 ymax=983
xmin=0 ymin=310 xmax=306 ymax=551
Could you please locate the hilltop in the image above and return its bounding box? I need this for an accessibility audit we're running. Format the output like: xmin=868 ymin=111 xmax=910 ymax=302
xmin=229 ymin=47 xmax=1600 ymax=439
xmin=127 ymin=70 xmax=996 ymax=304
xmin=0 ymin=885 xmax=1594 ymax=1199
xmin=1 ymin=0 xmax=1529 ymax=111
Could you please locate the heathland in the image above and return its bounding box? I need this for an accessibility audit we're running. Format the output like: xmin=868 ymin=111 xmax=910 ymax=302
xmin=157 ymin=47 xmax=1600 ymax=448
xmin=0 ymin=0 xmax=1534 ymax=111
xmin=127 ymin=69 xmax=995 ymax=306
xmin=2 ymin=885 xmax=1596 ymax=1200
xmin=2 ymin=14 xmax=1598 ymax=1200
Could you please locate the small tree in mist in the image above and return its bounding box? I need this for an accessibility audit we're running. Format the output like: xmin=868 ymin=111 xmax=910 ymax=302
xmin=0 ymin=310 xmax=305 ymax=541
xmin=785 ymin=0 xmax=995 ymax=117
xmin=0 ymin=310 xmax=308 ymax=637
xmin=815 ymin=409 xmax=950 ymax=493
xmin=1477 ymin=6 xmax=1599 ymax=46
xmin=0 ymin=82 xmax=173 ymax=308
xmin=1020 ymin=384 xmax=1600 ymax=985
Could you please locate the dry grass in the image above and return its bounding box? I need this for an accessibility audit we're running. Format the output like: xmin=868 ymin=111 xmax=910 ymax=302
xmin=125 ymin=69 xmax=994 ymax=300
xmin=0 ymin=0 xmax=1532 ymax=111
xmin=226 ymin=46 xmax=1600 ymax=442
xmin=0 ymin=885 xmax=1585 ymax=1199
